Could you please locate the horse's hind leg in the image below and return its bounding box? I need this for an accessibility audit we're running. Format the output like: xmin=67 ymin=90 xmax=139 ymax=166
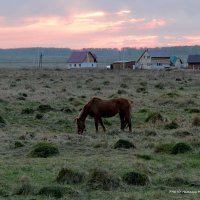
xmin=99 ymin=118 xmax=106 ymax=132
xmin=124 ymin=114 xmax=132 ymax=132
xmin=119 ymin=112 xmax=125 ymax=130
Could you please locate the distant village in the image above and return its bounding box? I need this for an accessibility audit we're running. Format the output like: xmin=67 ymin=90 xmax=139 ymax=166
xmin=67 ymin=50 xmax=200 ymax=70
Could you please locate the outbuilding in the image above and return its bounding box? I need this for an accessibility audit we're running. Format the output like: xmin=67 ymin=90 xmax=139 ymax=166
xmin=187 ymin=55 xmax=200 ymax=70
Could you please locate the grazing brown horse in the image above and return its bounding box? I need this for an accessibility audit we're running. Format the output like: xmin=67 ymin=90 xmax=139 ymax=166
xmin=76 ymin=97 xmax=132 ymax=134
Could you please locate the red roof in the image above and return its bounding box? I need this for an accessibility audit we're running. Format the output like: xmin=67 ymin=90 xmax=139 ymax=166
xmin=67 ymin=51 xmax=97 ymax=63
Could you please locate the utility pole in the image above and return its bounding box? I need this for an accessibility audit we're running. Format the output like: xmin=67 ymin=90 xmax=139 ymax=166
xmin=39 ymin=52 xmax=43 ymax=69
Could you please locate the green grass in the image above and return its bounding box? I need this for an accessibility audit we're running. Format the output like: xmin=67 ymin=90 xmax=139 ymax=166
xmin=0 ymin=68 xmax=200 ymax=200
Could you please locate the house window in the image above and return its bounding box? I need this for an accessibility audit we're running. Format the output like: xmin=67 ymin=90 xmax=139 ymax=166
xmin=74 ymin=64 xmax=76 ymax=67
xmin=79 ymin=64 xmax=81 ymax=67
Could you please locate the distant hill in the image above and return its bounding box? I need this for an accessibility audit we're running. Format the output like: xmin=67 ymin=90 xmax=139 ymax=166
xmin=0 ymin=46 xmax=200 ymax=68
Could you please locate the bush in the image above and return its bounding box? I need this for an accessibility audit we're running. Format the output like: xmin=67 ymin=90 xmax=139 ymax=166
xmin=30 ymin=142 xmax=59 ymax=158
xmin=122 ymin=171 xmax=149 ymax=186
xmin=192 ymin=116 xmax=200 ymax=126
xmin=171 ymin=142 xmax=192 ymax=154
xmin=114 ymin=139 xmax=135 ymax=149
xmin=145 ymin=112 xmax=164 ymax=123
xmin=87 ymin=169 xmax=120 ymax=190
xmin=38 ymin=186 xmax=66 ymax=199
xmin=56 ymin=168 xmax=85 ymax=184
xmin=164 ymin=121 xmax=179 ymax=129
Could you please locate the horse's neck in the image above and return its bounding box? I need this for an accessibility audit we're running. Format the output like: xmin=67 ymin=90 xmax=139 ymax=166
xmin=78 ymin=105 xmax=89 ymax=121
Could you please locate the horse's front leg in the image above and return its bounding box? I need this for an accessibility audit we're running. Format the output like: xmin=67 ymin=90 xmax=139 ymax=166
xmin=94 ymin=117 xmax=99 ymax=132
xmin=99 ymin=118 xmax=106 ymax=132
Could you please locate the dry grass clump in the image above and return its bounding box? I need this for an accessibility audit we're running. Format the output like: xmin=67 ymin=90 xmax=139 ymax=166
xmin=122 ymin=171 xmax=149 ymax=186
xmin=87 ymin=169 xmax=121 ymax=190
xmin=114 ymin=139 xmax=135 ymax=149
xmin=56 ymin=168 xmax=86 ymax=184
xmin=192 ymin=116 xmax=200 ymax=126
xmin=30 ymin=142 xmax=59 ymax=158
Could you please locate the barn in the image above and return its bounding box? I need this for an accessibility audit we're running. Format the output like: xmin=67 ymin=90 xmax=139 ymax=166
xmin=111 ymin=61 xmax=135 ymax=69
xmin=67 ymin=51 xmax=97 ymax=69
xmin=187 ymin=55 xmax=200 ymax=70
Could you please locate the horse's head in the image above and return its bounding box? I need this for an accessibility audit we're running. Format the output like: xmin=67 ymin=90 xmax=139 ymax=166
xmin=76 ymin=117 xmax=86 ymax=134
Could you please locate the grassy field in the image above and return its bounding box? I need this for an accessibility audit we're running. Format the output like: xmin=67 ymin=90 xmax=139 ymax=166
xmin=0 ymin=68 xmax=200 ymax=200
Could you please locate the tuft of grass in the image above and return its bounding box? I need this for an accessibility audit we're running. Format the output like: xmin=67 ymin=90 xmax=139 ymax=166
xmin=173 ymin=131 xmax=192 ymax=137
xmin=0 ymin=116 xmax=6 ymax=127
xmin=136 ymin=154 xmax=151 ymax=160
xmin=166 ymin=92 xmax=179 ymax=98
xmin=38 ymin=186 xmax=66 ymax=199
xmin=30 ymin=142 xmax=59 ymax=158
xmin=184 ymin=108 xmax=200 ymax=113
xmin=164 ymin=121 xmax=179 ymax=129
xmin=136 ymin=87 xmax=146 ymax=93
xmin=14 ymin=141 xmax=25 ymax=148
xmin=192 ymin=116 xmax=200 ymax=126
xmin=171 ymin=142 xmax=192 ymax=154
xmin=87 ymin=169 xmax=121 ymax=190
xmin=14 ymin=176 xmax=34 ymax=196
xmin=21 ymin=108 xmax=34 ymax=114
xmin=37 ymin=104 xmax=53 ymax=112
xmin=56 ymin=168 xmax=86 ymax=184
xmin=120 ymin=83 xmax=128 ymax=88
xmin=155 ymin=143 xmax=174 ymax=154
xmin=114 ymin=139 xmax=135 ymax=149
xmin=35 ymin=113 xmax=44 ymax=120
xmin=122 ymin=171 xmax=149 ymax=186
xmin=164 ymin=176 xmax=190 ymax=187
xmin=117 ymin=89 xmax=127 ymax=95
xmin=155 ymin=83 xmax=164 ymax=89
xmin=145 ymin=112 xmax=164 ymax=123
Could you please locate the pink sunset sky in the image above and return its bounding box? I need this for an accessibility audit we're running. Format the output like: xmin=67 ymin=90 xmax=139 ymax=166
xmin=0 ymin=0 xmax=200 ymax=49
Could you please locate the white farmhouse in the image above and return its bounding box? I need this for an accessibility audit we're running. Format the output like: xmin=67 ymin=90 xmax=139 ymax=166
xmin=67 ymin=51 xmax=97 ymax=69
